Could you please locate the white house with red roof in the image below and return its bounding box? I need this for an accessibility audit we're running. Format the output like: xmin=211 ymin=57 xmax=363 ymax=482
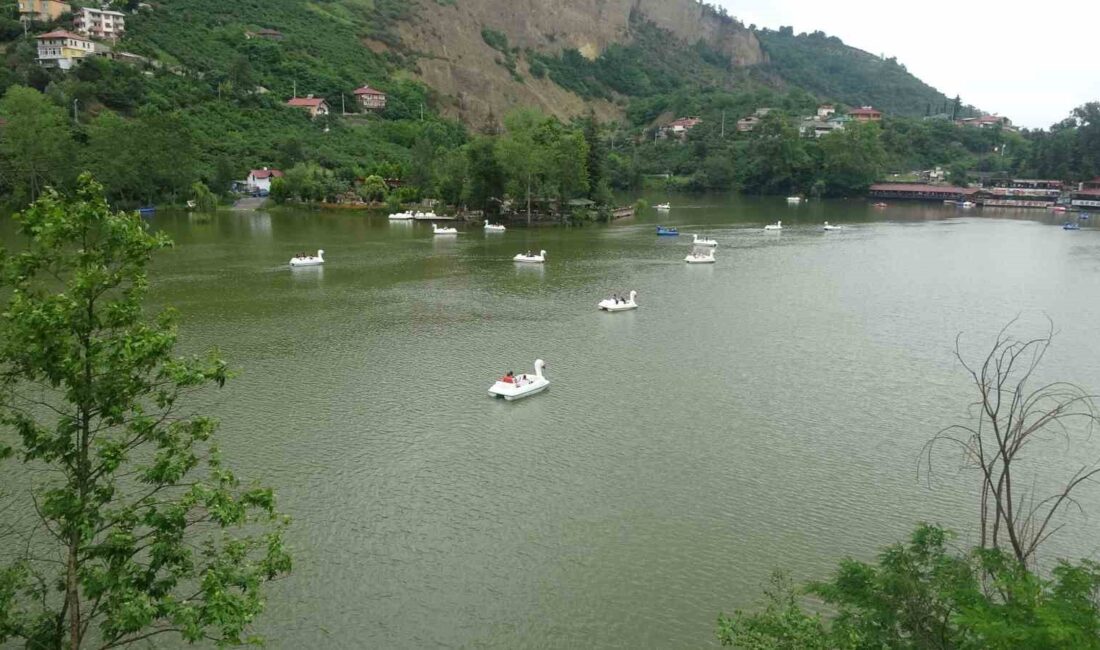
xmin=247 ymin=168 xmax=284 ymax=193
xmin=286 ymin=95 xmax=330 ymax=118
xmin=353 ymin=85 xmax=387 ymax=111
xmin=35 ymin=29 xmax=95 ymax=70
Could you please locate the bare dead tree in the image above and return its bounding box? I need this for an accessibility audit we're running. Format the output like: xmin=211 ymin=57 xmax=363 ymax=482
xmin=923 ymin=318 xmax=1100 ymax=567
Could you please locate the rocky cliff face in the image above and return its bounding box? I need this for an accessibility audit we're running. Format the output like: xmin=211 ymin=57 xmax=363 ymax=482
xmin=396 ymin=0 xmax=764 ymax=127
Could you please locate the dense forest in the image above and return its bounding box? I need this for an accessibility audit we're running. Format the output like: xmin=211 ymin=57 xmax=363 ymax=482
xmin=0 ymin=0 xmax=1097 ymax=213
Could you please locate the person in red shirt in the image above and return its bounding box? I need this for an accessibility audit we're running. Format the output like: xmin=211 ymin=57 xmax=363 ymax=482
xmin=502 ymin=371 xmax=515 ymax=384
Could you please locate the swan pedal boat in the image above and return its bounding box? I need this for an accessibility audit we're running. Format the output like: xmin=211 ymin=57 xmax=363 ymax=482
xmin=685 ymin=252 xmax=715 ymax=264
xmin=489 ymin=360 xmax=549 ymax=401
xmin=823 ymin=222 xmax=842 ymax=231
xmin=764 ymin=220 xmax=783 ymax=231
xmin=598 ymin=290 xmax=638 ymax=312
xmin=786 ymin=197 xmax=802 ymax=205
xmin=691 ymin=234 xmax=718 ymax=247
xmin=484 ymin=220 xmax=506 ymax=232
xmin=290 ymin=249 xmax=324 ymax=267
xmin=655 ymin=203 xmax=671 ymax=211
xmin=432 ymin=224 xmax=458 ymax=235
xmin=388 ymin=212 xmax=414 ymax=220
xmin=514 ymin=250 xmax=547 ymax=263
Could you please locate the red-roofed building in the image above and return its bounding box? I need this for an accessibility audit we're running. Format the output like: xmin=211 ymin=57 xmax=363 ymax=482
xmin=869 ymin=183 xmax=978 ymax=202
xmin=353 ymin=85 xmax=387 ymax=111
xmin=287 ymin=95 xmax=330 ymax=118
xmin=848 ymin=106 xmax=882 ymax=122
xmin=35 ymin=30 xmax=95 ymax=70
xmin=662 ymin=116 xmax=702 ymax=139
xmin=247 ymin=168 xmax=284 ymax=193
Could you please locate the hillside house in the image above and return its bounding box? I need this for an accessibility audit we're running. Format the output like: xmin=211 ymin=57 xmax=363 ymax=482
xmin=18 ymin=0 xmax=70 ymax=22
xmin=353 ymin=85 xmax=387 ymax=111
xmin=816 ymin=104 xmax=836 ymax=119
xmin=36 ymin=30 xmax=95 ymax=70
xmin=958 ymin=114 xmax=1015 ymax=131
xmin=800 ymin=117 xmax=845 ymax=138
xmin=737 ymin=108 xmax=773 ymax=132
xmin=848 ymin=106 xmax=882 ymax=122
xmin=74 ymin=6 xmax=125 ymax=40
xmin=287 ymin=95 xmax=330 ymax=118
xmin=247 ymin=168 xmax=283 ymax=193
xmin=662 ymin=117 xmax=702 ymax=139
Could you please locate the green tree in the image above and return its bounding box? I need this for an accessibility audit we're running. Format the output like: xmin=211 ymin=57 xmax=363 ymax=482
xmin=189 ymin=180 xmax=217 ymax=212
xmin=818 ymin=122 xmax=886 ymax=196
xmin=497 ymin=109 xmax=550 ymax=225
xmin=466 ymin=136 xmax=504 ymax=215
xmin=0 ymin=177 xmax=290 ymax=649
xmin=736 ymin=114 xmax=811 ymax=195
xmin=0 ymin=86 xmax=74 ymax=202
xmin=358 ymin=174 xmax=388 ymax=202
xmin=719 ymin=525 xmax=1100 ymax=649
xmin=269 ymin=176 xmax=291 ymax=204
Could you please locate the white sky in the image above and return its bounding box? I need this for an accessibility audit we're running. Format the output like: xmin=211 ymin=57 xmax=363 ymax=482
xmin=717 ymin=0 xmax=1100 ymax=129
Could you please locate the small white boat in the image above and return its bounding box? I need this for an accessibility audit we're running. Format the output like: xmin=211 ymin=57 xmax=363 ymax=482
xmin=484 ymin=220 xmax=506 ymax=232
xmin=488 ymin=359 xmax=549 ymax=401
xmin=290 ymin=249 xmax=324 ymax=267
xmin=787 ymin=197 xmax=802 ymax=205
xmin=691 ymin=234 xmax=718 ymax=247
xmin=413 ymin=211 xmax=442 ymax=220
xmin=514 ymin=249 xmax=546 ymax=264
xmin=822 ymin=222 xmax=842 ymax=231
xmin=960 ymin=201 xmax=976 ymax=209
xmin=388 ymin=212 xmax=413 ymax=220
xmin=432 ymin=224 xmax=458 ymax=235
xmin=685 ymin=251 xmax=715 ymax=264
xmin=655 ymin=203 xmax=671 ymax=211
xmin=598 ymin=290 xmax=638 ymax=312
xmin=764 ymin=220 xmax=783 ymax=231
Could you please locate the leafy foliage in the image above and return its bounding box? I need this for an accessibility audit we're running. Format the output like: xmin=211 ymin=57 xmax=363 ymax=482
xmin=719 ymin=525 xmax=1100 ymax=649
xmin=0 ymin=177 xmax=290 ymax=648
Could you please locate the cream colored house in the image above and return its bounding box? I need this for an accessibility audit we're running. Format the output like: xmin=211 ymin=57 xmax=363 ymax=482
xmin=36 ymin=30 xmax=95 ymax=70
xmin=74 ymin=6 xmax=126 ymax=40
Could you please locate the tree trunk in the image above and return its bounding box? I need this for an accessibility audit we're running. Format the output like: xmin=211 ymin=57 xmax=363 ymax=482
xmin=526 ymin=177 xmax=532 ymax=227
xmin=67 ymin=536 xmax=80 ymax=649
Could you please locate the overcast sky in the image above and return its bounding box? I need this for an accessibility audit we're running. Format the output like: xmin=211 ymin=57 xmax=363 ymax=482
xmin=717 ymin=0 xmax=1100 ymax=129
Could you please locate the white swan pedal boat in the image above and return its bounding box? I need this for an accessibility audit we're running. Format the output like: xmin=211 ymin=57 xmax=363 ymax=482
xmin=414 ymin=211 xmax=440 ymax=220
xmin=484 ymin=220 xmax=506 ymax=232
xmin=432 ymin=224 xmax=458 ymax=235
xmin=388 ymin=212 xmax=413 ymax=220
xmin=822 ymin=222 xmax=842 ymax=231
xmin=692 ymin=234 xmax=718 ymax=247
xmin=598 ymin=290 xmax=638 ymax=312
xmin=787 ymin=197 xmax=803 ymax=205
xmin=514 ymin=249 xmax=546 ymax=263
xmin=488 ymin=360 xmax=549 ymax=401
xmin=290 ymin=250 xmax=324 ymax=267
xmin=764 ymin=220 xmax=783 ymax=231
xmin=685 ymin=251 xmax=715 ymax=264
xmin=655 ymin=203 xmax=671 ymax=211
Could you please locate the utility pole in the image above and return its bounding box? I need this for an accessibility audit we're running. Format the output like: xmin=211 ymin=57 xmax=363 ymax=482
xmin=720 ymin=110 xmax=726 ymax=139
xmin=72 ymin=98 xmax=79 ymax=125
xmin=341 ymin=94 xmax=345 ymax=115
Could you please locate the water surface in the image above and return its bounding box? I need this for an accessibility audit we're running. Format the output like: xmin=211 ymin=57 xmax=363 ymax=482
xmin=7 ymin=195 xmax=1100 ymax=648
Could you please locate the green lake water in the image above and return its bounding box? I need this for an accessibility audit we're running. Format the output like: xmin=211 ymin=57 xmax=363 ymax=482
xmin=5 ymin=194 xmax=1100 ymax=648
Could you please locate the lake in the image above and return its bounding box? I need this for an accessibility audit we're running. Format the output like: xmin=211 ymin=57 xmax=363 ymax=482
xmin=5 ymin=194 xmax=1100 ymax=648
